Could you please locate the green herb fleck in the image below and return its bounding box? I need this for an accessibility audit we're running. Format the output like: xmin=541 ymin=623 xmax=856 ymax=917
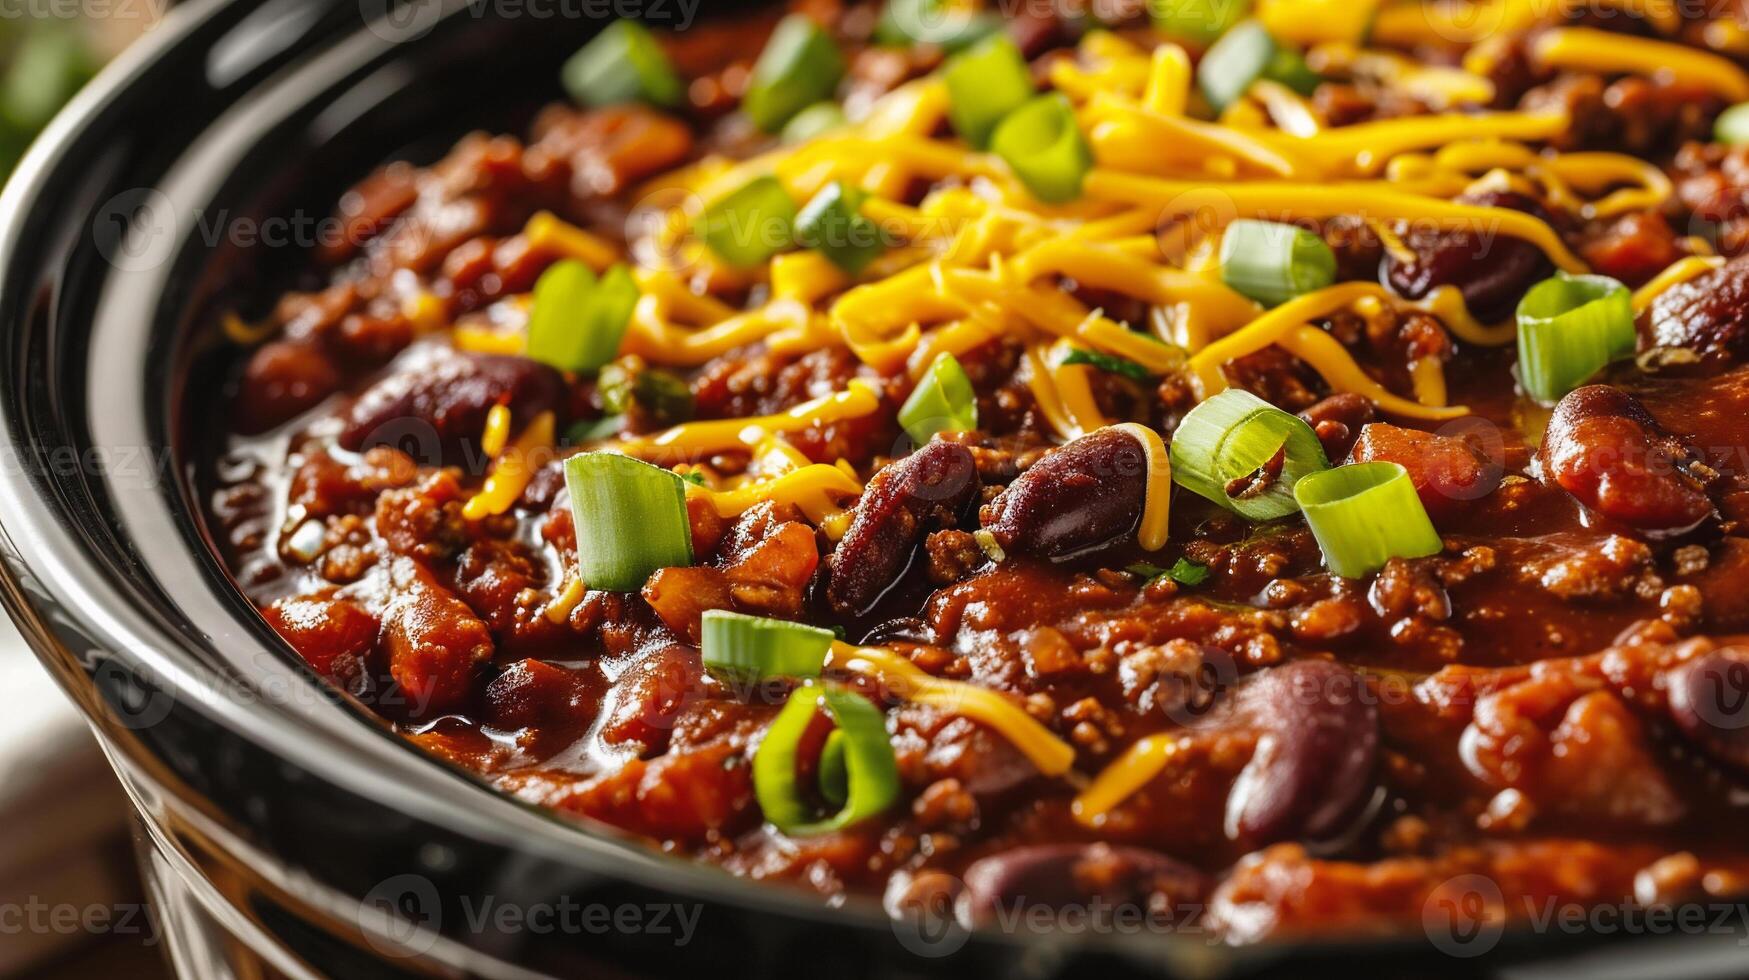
xmin=1061 ymin=347 xmax=1155 ymax=382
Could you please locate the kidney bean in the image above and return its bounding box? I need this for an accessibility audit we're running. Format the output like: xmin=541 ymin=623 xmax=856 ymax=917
xmin=980 ymin=428 xmax=1148 ymax=559
xmin=1219 ymin=659 xmax=1380 ymax=844
xmin=1383 ymin=189 xmax=1554 ymax=324
xmin=1667 ymin=649 xmax=1749 ymax=775
xmin=236 ymin=339 xmax=341 ymax=434
xmin=827 ymin=442 xmax=978 ymax=617
xmin=1298 ymin=393 xmax=1374 ymax=461
xmin=340 ymin=351 xmax=565 ymax=467
xmin=1346 ymin=422 xmax=1500 ymax=521
xmin=957 ymin=843 xmax=1206 ymax=926
xmin=1540 ymin=385 xmax=1712 ymax=534
xmin=1645 ymin=253 xmax=1749 ymax=360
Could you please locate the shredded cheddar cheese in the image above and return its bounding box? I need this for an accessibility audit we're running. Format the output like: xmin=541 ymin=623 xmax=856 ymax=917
xmin=481 ymin=404 xmax=512 ymax=459
xmin=464 ymin=411 xmax=555 ymax=520
xmin=1109 ymin=423 xmax=1171 ymax=551
xmin=1632 ymin=255 xmax=1727 ymax=313
xmin=1071 ymin=733 xmax=1185 ymax=826
xmin=829 ymin=642 xmax=1077 ymax=777
xmin=1531 ymin=27 xmax=1749 ymax=102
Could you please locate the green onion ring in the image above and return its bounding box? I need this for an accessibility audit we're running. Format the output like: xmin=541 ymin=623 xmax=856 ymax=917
xmin=754 ymin=685 xmax=899 ymax=835
xmin=1515 ymin=272 xmax=1633 ymax=405
xmin=1169 ymin=388 xmax=1330 ymax=521
xmin=1294 ymin=461 xmax=1444 ymax=578
xmin=701 ymin=609 xmax=834 ymax=685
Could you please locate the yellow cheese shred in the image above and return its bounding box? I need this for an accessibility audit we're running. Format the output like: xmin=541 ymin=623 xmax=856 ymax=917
xmin=481 ymin=403 xmax=512 ymax=458
xmin=1632 ymin=255 xmax=1726 ymax=313
xmin=691 ymin=464 xmax=863 ymax=524
xmin=828 ymin=642 xmax=1077 ymax=777
xmin=1071 ymin=732 xmax=1185 ymax=826
xmin=1082 ymin=171 xmax=1588 ymax=272
xmin=1532 ymin=27 xmax=1749 ymax=102
xmin=544 ymin=575 xmax=588 ymax=624
xmin=1278 ymin=326 xmax=1468 ymax=420
xmin=1108 ymin=423 xmax=1171 ymax=551
xmin=453 ymin=324 xmax=527 ymax=356
xmin=524 ymin=211 xmax=619 ymax=270
xmin=463 ymin=411 xmax=554 ymax=520
xmin=619 ymin=381 xmax=883 ymax=460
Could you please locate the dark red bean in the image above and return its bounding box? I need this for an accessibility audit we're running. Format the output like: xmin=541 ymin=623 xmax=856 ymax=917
xmin=339 ymin=351 xmax=565 ymax=467
xmin=957 ymin=843 xmax=1206 ymax=926
xmin=1667 ymin=649 xmax=1749 ymax=775
xmin=980 ymin=428 xmax=1147 ymax=559
xmin=1540 ymin=385 xmax=1712 ymax=534
xmin=1383 ymin=189 xmax=1554 ymax=324
xmin=1346 ymin=422 xmax=1500 ymax=521
xmin=235 ymin=339 xmax=341 ymax=433
xmin=1298 ymin=393 xmax=1374 ymax=461
xmin=1219 ymin=659 xmax=1380 ymax=844
xmin=827 ymin=442 xmax=979 ymax=617
xmin=1645 ymin=253 xmax=1749 ymax=361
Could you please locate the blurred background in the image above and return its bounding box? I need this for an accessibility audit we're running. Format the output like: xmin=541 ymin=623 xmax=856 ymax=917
xmin=1 ymin=11 xmax=170 ymax=980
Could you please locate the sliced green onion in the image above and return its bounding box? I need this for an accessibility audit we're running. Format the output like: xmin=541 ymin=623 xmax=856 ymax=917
xmin=696 ymin=175 xmax=798 ymax=268
xmin=1197 ymin=20 xmax=1319 ymax=112
xmin=875 ymin=0 xmax=1002 ymax=50
xmin=898 ymin=352 xmax=979 ymax=444
xmin=781 ymin=101 xmax=848 ymax=144
xmin=795 ymin=182 xmax=889 ymax=274
xmin=561 ymin=20 xmax=684 ymax=109
xmin=1126 ymin=557 xmax=1210 ymax=586
xmin=1061 ymin=347 xmax=1154 ymax=382
xmin=1719 ymin=103 xmax=1749 ymax=145
xmin=526 ymin=261 xmax=640 ymax=373
xmin=701 ymin=609 xmax=834 ymax=684
xmin=754 ymin=684 xmax=900 ymax=835
xmin=567 ymin=416 xmax=624 ymax=444
xmin=818 ymin=729 xmax=849 ymax=807
xmin=991 ymin=94 xmax=1094 ymax=204
xmin=1218 ymin=219 xmax=1337 ymax=307
xmin=1150 ymin=0 xmax=1250 ymax=47
xmin=564 ymin=453 xmax=693 ymax=591
xmin=601 ymin=363 xmax=695 ymax=426
xmin=1294 ymin=462 xmax=1443 ymax=578
xmin=1169 ymin=388 xmax=1330 ymax=521
xmin=743 ymin=14 xmax=846 ymax=133
xmin=944 ymin=34 xmax=1035 ymax=150
xmin=1166 ymin=557 xmax=1210 ymax=585
xmin=1515 ymin=272 xmax=1634 ymax=404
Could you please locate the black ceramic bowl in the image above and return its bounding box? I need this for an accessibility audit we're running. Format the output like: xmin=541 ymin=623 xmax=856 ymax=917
xmin=4 ymin=2 xmax=1747 ymax=976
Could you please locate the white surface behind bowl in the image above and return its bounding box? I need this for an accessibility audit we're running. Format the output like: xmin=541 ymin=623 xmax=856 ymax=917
xmin=0 ymin=621 xmax=135 ymax=975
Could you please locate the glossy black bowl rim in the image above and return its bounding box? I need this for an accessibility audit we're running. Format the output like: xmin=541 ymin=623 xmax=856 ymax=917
xmin=0 ymin=1 xmax=1733 ymax=975
xmin=0 ymin=0 xmax=923 ymax=966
